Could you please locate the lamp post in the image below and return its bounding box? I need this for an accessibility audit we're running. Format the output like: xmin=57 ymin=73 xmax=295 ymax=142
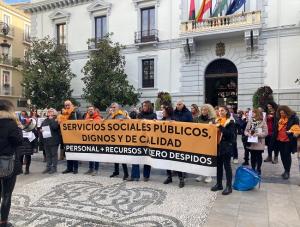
xmin=0 ymin=22 xmax=11 ymax=62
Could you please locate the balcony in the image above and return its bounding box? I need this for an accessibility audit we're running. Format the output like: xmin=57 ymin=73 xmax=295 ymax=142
xmin=180 ymin=11 xmax=261 ymax=38
xmin=0 ymin=85 xmax=13 ymax=96
xmin=134 ymin=29 xmax=159 ymax=45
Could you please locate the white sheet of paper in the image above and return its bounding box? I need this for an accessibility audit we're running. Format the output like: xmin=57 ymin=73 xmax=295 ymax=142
xmin=28 ymin=132 xmax=36 ymax=142
xmin=22 ymin=131 xmax=30 ymax=138
xmin=42 ymin=126 xmax=52 ymax=138
xmin=248 ymin=136 xmax=258 ymax=143
xmin=37 ymin=118 xmax=46 ymax=128
xmin=156 ymin=111 xmax=163 ymax=120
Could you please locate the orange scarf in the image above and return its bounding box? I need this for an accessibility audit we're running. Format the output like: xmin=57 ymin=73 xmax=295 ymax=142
xmin=278 ymin=117 xmax=288 ymax=131
xmin=289 ymin=124 xmax=300 ymax=134
xmin=58 ymin=107 xmax=75 ymax=123
xmin=216 ymin=117 xmax=227 ymax=127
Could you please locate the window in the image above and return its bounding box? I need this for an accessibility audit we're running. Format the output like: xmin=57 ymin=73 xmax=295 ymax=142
xmin=3 ymin=14 xmax=11 ymax=25
xmin=24 ymin=24 xmax=30 ymax=42
xmin=2 ymin=70 xmax=10 ymax=85
xmin=141 ymin=7 xmax=155 ymax=40
xmin=95 ymin=16 xmax=107 ymax=40
xmin=142 ymin=59 xmax=154 ymax=88
xmin=56 ymin=23 xmax=66 ymax=45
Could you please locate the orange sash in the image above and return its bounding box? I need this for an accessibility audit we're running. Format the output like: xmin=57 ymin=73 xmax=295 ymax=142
xmin=278 ymin=117 xmax=288 ymax=131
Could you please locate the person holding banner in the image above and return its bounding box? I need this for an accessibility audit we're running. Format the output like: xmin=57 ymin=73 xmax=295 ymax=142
xmin=131 ymin=101 xmax=157 ymax=182
xmin=109 ymin=103 xmax=129 ymax=180
xmin=41 ymin=108 xmax=60 ymax=174
xmin=84 ymin=106 xmax=102 ymax=176
xmin=172 ymin=100 xmax=193 ymax=188
xmin=194 ymin=104 xmax=216 ymax=183
xmin=273 ymin=105 xmax=299 ymax=180
xmin=59 ymin=100 xmax=82 ymax=174
xmin=211 ymin=106 xmax=235 ymax=195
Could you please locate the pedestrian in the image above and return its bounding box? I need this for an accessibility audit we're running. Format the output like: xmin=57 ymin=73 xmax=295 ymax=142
xmin=41 ymin=108 xmax=60 ymax=174
xmin=264 ymin=102 xmax=279 ymax=164
xmin=241 ymin=111 xmax=251 ymax=166
xmin=161 ymin=105 xmax=182 ymax=186
xmin=109 ymin=103 xmax=129 ymax=180
xmin=190 ymin=104 xmax=200 ymax=120
xmin=211 ymin=106 xmax=235 ymax=195
xmin=84 ymin=106 xmax=102 ymax=176
xmin=227 ymin=105 xmax=239 ymax=164
xmin=194 ymin=104 xmax=216 ymax=183
xmin=244 ymin=109 xmax=268 ymax=175
xmin=172 ymin=100 xmax=193 ymax=188
xmin=273 ymin=105 xmax=299 ymax=179
xmin=131 ymin=101 xmax=157 ymax=182
xmin=0 ymin=99 xmax=23 ymax=227
xmin=59 ymin=100 xmax=82 ymax=174
xmin=19 ymin=111 xmax=38 ymax=175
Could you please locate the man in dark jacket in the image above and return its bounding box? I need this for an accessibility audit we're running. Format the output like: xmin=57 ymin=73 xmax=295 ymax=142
xmin=60 ymin=100 xmax=82 ymax=174
xmin=172 ymin=100 xmax=192 ymax=188
xmin=41 ymin=108 xmax=60 ymax=174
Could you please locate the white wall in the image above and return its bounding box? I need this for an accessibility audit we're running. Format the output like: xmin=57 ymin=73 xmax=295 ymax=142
xmin=266 ymin=0 xmax=300 ymax=28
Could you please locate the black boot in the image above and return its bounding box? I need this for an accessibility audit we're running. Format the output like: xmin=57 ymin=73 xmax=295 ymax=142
xmin=110 ymin=172 xmax=119 ymax=178
xmin=179 ymin=178 xmax=184 ymax=188
xmin=282 ymin=171 xmax=290 ymax=180
xmin=222 ymin=185 xmax=232 ymax=195
xmin=163 ymin=177 xmax=172 ymax=184
xmin=211 ymin=183 xmax=223 ymax=191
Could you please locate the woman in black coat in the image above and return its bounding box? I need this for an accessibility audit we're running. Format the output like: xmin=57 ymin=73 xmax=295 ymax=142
xmin=211 ymin=106 xmax=235 ymax=195
xmin=272 ymin=105 xmax=299 ymax=179
xmin=0 ymin=99 xmax=23 ymax=227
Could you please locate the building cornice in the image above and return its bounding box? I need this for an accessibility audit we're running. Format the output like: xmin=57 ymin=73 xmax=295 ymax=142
xmin=132 ymin=0 xmax=160 ymax=9
xmin=22 ymin=0 xmax=93 ymax=13
xmin=87 ymin=0 xmax=111 ymax=14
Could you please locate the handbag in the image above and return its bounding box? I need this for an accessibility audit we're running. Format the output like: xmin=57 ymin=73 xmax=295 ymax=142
xmin=0 ymin=155 xmax=15 ymax=178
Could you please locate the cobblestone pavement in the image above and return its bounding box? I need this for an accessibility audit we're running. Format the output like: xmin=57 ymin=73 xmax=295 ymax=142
xmin=12 ymin=137 xmax=300 ymax=227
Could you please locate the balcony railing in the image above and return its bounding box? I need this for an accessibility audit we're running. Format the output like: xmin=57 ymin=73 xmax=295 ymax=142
xmin=181 ymin=11 xmax=261 ymax=35
xmin=135 ymin=29 xmax=159 ymax=44
xmin=0 ymin=85 xmax=13 ymax=96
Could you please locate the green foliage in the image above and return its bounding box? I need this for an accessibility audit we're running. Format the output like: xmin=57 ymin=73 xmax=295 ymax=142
xmin=21 ymin=37 xmax=75 ymax=110
xmin=252 ymin=86 xmax=274 ymax=109
xmin=82 ymin=35 xmax=139 ymax=110
xmin=155 ymin=91 xmax=172 ymax=110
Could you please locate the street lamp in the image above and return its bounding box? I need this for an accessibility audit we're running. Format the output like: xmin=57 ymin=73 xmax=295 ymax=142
xmin=0 ymin=22 xmax=11 ymax=60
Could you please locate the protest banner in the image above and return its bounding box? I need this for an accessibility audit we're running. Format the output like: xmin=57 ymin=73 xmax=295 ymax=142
xmin=60 ymin=120 xmax=218 ymax=176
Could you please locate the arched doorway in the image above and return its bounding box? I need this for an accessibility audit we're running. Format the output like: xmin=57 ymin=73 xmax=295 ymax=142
xmin=205 ymin=59 xmax=238 ymax=111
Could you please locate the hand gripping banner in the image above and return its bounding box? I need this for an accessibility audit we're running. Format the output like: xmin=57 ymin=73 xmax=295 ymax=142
xmin=60 ymin=120 xmax=218 ymax=176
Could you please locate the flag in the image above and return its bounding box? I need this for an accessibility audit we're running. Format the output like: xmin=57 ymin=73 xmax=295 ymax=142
xmin=212 ymin=0 xmax=228 ymax=17
xmin=189 ymin=0 xmax=196 ymax=20
xmin=226 ymin=0 xmax=246 ymax=15
xmin=196 ymin=0 xmax=212 ymax=22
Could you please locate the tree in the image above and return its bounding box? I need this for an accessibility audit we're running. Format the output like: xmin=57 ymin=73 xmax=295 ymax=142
xmin=82 ymin=36 xmax=139 ymax=110
xmin=252 ymin=86 xmax=274 ymax=109
xmin=21 ymin=37 xmax=76 ymax=110
xmin=155 ymin=91 xmax=172 ymax=110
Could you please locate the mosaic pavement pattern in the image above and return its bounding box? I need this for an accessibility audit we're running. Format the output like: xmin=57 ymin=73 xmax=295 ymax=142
xmin=10 ymin=175 xmax=217 ymax=227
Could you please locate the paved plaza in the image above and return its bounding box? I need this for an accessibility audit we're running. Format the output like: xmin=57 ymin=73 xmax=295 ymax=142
xmin=12 ymin=138 xmax=300 ymax=227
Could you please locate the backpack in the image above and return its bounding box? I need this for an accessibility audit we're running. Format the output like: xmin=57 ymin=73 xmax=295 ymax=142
xmin=233 ymin=166 xmax=261 ymax=191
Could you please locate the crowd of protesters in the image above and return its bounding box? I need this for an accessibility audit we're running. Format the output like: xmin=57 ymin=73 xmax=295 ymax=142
xmin=3 ymin=99 xmax=300 ymax=194
xmin=0 ymin=97 xmax=300 ymax=226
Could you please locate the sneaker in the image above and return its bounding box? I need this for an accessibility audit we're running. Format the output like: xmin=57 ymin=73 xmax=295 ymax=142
xmin=195 ymin=176 xmax=204 ymax=182
xmin=204 ymin=176 xmax=212 ymax=183
xmin=84 ymin=169 xmax=93 ymax=175
xmin=233 ymin=159 xmax=239 ymax=164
